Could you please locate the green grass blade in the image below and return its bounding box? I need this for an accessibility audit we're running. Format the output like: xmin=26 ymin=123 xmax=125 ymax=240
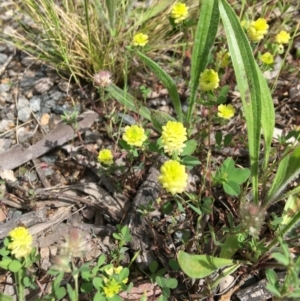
xmin=219 ymin=0 xmax=262 ymax=204
xmin=106 ymin=84 xmax=151 ymax=121
xmin=186 ymin=0 xmax=219 ymax=124
xmin=105 ymin=0 xmax=117 ymax=35
xmin=135 ymin=50 xmax=182 ymax=122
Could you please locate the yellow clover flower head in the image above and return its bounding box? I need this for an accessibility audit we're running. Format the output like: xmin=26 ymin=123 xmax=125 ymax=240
xmin=275 ymin=30 xmax=290 ymax=44
xmin=217 ymin=50 xmax=231 ymax=68
xmin=217 ymin=104 xmax=235 ymax=120
xmin=247 ymin=18 xmax=269 ymax=42
xmin=8 ymin=226 xmax=33 ymax=259
xmin=199 ymin=69 xmax=220 ymax=91
xmin=161 ymin=121 xmax=187 ymax=156
xmin=158 ymin=160 xmax=188 ymax=195
xmin=171 ymin=3 xmax=189 ymax=24
xmin=122 ymin=125 xmax=147 ymax=147
xmin=260 ymin=52 xmax=274 ymax=65
xmin=132 ymin=33 xmax=148 ymax=47
xmin=103 ymin=278 xmax=122 ymax=298
xmin=97 ymin=149 xmax=114 ymax=166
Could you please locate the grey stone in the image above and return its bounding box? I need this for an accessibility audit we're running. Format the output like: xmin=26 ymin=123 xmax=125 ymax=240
xmin=0 ymin=138 xmax=11 ymax=154
xmin=0 ymin=83 xmax=11 ymax=92
xmin=20 ymin=76 xmax=39 ymax=89
xmin=34 ymin=77 xmax=54 ymax=94
xmin=0 ymin=119 xmax=14 ymax=133
xmin=17 ymin=96 xmax=31 ymax=122
xmin=49 ymin=90 xmax=62 ymax=101
xmin=1 ymin=92 xmax=13 ymax=103
xmin=0 ymin=53 xmax=8 ymax=65
xmin=30 ymin=96 xmax=41 ymax=112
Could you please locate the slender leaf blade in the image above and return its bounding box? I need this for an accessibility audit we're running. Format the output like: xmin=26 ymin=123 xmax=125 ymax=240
xmin=106 ymin=84 xmax=151 ymax=121
xmin=135 ymin=50 xmax=182 ymax=122
xmin=219 ymin=0 xmax=262 ymax=203
xmin=187 ymin=0 xmax=219 ymax=123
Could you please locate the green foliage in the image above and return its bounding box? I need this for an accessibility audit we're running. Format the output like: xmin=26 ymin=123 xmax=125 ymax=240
xmin=177 ymin=251 xmax=236 ymax=278
xmin=213 ymin=158 xmax=250 ymax=196
xmin=265 ymin=239 xmax=300 ymax=299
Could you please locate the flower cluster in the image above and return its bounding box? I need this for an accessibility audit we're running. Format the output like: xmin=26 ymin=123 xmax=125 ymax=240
xmin=122 ymin=125 xmax=147 ymax=147
xmin=97 ymin=149 xmax=114 ymax=166
xmin=171 ymin=3 xmax=189 ymax=24
xmin=161 ymin=121 xmax=187 ymax=156
xmin=8 ymin=227 xmax=33 ymax=259
xmin=199 ymin=69 xmax=220 ymax=91
xmin=275 ymin=30 xmax=290 ymax=44
xmin=260 ymin=52 xmax=274 ymax=65
xmin=158 ymin=160 xmax=188 ymax=195
xmin=217 ymin=104 xmax=235 ymax=120
xmin=247 ymin=18 xmax=269 ymax=42
xmin=132 ymin=33 xmax=148 ymax=47
xmin=103 ymin=266 xmax=128 ymax=298
xmin=93 ymin=70 xmax=112 ymax=88
xmin=217 ymin=50 xmax=230 ymax=68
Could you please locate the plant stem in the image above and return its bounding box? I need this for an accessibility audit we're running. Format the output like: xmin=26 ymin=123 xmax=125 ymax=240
xmin=15 ymin=269 xmax=25 ymax=301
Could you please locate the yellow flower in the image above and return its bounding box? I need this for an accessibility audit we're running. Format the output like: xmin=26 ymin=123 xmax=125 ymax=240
xmin=8 ymin=227 xmax=33 ymax=259
xmin=260 ymin=52 xmax=274 ymax=65
xmin=217 ymin=51 xmax=230 ymax=68
xmin=122 ymin=125 xmax=147 ymax=147
xmin=161 ymin=121 xmax=187 ymax=156
xmin=97 ymin=149 xmax=114 ymax=165
xmin=132 ymin=33 xmax=148 ymax=47
xmin=103 ymin=279 xmax=121 ymax=298
xmin=247 ymin=18 xmax=269 ymax=42
xmin=199 ymin=69 xmax=220 ymax=91
xmin=171 ymin=3 xmax=189 ymax=24
xmin=275 ymin=30 xmax=290 ymax=44
xmin=158 ymin=160 xmax=188 ymax=195
xmin=217 ymin=104 xmax=235 ymax=120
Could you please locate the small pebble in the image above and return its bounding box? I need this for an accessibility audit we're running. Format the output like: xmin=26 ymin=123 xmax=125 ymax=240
xmin=34 ymin=77 xmax=54 ymax=94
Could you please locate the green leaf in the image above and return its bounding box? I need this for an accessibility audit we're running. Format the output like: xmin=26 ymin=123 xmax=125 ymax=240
xmin=180 ymin=155 xmax=201 ymax=169
xmin=93 ymin=277 xmax=104 ymax=290
xmin=81 ymin=282 xmax=94 ymax=293
xmin=23 ymin=276 xmax=32 ymax=288
xmin=272 ymin=253 xmax=289 ymax=266
xmin=150 ymin=110 xmax=175 ymax=133
xmin=181 ymin=139 xmax=197 ymax=156
xmin=106 ymin=84 xmax=151 ymax=121
xmin=177 ymin=251 xmax=234 ymax=278
xmin=187 ymin=0 xmax=219 ymax=123
xmin=229 ymin=168 xmax=251 ymax=184
xmin=54 ymin=287 xmax=67 ymax=300
xmin=0 ymin=247 xmax=10 ymax=257
xmin=265 ymin=283 xmax=281 ymax=297
xmin=135 ymin=51 xmax=182 ymax=122
xmin=168 ymin=259 xmax=180 ymax=271
xmin=93 ymin=291 xmax=106 ymax=301
xmin=187 ymin=203 xmax=202 ymax=216
xmin=164 ymin=278 xmax=178 ymax=289
xmin=224 ymin=134 xmax=233 ymax=146
xmin=8 ymin=260 xmax=22 ymax=273
xmin=266 ymin=146 xmax=300 ymax=206
xmin=149 ymin=261 xmax=158 ymax=273
xmin=223 ymin=181 xmax=240 ymax=196
xmin=215 ymin=131 xmax=222 ymax=146
xmin=219 ymin=234 xmax=242 ymax=258
xmin=219 ymin=0 xmax=265 ymax=204
xmin=0 ymin=257 xmax=12 ymax=269
xmin=265 ymin=269 xmax=278 ymax=285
